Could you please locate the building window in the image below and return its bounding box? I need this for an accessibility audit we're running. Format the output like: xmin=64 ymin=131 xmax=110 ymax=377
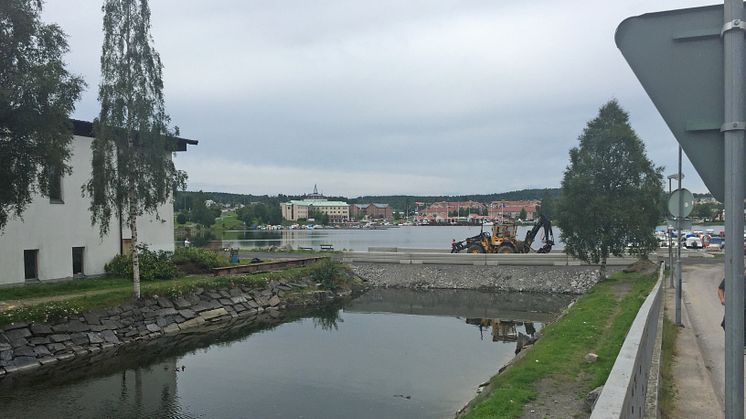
xmin=24 ymin=249 xmax=38 ymax=280
xmin=49 ymin=166 xmax=63 ymax=203
xmin=72 ymin=247 xmax=84 ymax=276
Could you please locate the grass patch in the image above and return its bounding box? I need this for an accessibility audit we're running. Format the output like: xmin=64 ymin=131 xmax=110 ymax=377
xmin=659 ymin=315 xmax=679 ymax=418
xmin=0 ymin=277 xmax=131 ymax=301
xmin=0 ymin=261 xmax=334 ymax=327
xmin=462 ymin=271 xmax=657 ymax=419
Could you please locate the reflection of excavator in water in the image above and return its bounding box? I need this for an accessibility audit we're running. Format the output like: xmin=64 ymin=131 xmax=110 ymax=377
xmin=451 ymin=214 xmax=555 ymax=254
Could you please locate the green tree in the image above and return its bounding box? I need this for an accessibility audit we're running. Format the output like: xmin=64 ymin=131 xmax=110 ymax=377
xmin=176 ymin=212 xmax=187 ymax=224
xmin=556 ymin=100 xmax=663 ymax=278
xmin=86 ymin=0 xmax=185 ymax=299
xmin=538 ymin=191 xmax=558 ymax=219
xmin=692 ymin=202 xmax=722 ymax=221
xmin=0 ymin=0 xmax=84 ymax=231
xmin=192 ymin=200 xmax=215 ymax=227
xmin=518 ymin=208 xmax=527 ymax=220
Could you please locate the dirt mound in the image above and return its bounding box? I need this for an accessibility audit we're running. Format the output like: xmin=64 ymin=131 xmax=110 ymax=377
xmin=622 ymin=258 xmax=658 ymax=274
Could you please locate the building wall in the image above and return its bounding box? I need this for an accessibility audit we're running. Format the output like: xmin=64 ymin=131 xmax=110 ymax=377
xmin=281 ymin=200 xmax=348 ymax=222
xmin=0 ymin=135 xmax=176 ymax=286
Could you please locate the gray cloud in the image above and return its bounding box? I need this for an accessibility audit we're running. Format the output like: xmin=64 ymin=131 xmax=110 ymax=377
xmin=43 ymin=0 xmax=709 ymax=197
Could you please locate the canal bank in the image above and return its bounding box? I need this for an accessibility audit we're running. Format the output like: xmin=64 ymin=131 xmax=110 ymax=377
xmin=351 ymin=263 xmax=605 ymax=294
xmin=0 ymin=263 xmax=362 ymax=380
xmin=456 ymin=267 xmax=659 ymax=419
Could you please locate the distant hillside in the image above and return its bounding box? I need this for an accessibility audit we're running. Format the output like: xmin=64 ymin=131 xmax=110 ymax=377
xmin=351 ymin=188 xmax=560 ymax=211
xmin=176 ymin=188 xmax=560 ymax=212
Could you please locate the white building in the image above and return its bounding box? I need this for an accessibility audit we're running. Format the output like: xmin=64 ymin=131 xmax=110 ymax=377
xmin=0 ymin=120 xmax=197 ymax=286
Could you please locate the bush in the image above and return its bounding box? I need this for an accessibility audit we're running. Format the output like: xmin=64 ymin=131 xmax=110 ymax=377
xmin=104 ymin=247 xmax=179 ymax=280
xmin=173 ymin=247 xmax=229 ymax=273
xmin=310 ymin=259 xmax=344 ymax=291
xmin=176 ymin=212 xmax=187 ymax=224
xmin=105 ymin=254 xmax=132 ymax=278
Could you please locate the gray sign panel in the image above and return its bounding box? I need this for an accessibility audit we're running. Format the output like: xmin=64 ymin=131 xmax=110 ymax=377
xmin=668 ymin=188 xmax=694 ymax=218
xmin=615 ymin=4 xmax=745 ymax=202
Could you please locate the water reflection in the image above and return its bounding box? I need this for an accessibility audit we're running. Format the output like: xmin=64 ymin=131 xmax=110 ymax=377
xmin=0 ymin=289 xmax=570 ymax=419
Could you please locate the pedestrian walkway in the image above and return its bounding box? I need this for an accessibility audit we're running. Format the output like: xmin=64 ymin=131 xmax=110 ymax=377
xmin=665 ymin=282 xmax=722 ymax=418
xmin=668 ymin=262 xmax=746 ymax=418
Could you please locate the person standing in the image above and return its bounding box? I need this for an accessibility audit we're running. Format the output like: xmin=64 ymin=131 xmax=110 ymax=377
xmin=717 ymin=274 xmax=746 ymax=351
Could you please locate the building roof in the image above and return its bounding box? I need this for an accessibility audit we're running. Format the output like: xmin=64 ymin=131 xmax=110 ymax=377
xmin=71 ymin=119 xmax=198 ymax=152
xmin=285 ymin=199 xmax=349 ymax=207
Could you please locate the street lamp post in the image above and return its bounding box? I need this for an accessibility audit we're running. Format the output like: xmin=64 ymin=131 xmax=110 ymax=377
xmin=667 ymin=171 xmax=684 ymax=289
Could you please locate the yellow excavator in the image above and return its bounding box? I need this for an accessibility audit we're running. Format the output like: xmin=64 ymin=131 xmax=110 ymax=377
xmin=451 ymin=214 xmax=554 ymax=254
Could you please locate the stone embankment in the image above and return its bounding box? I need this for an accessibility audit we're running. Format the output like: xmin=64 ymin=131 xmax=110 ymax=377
xmin=351 ymin=263 xmax=604 ymax=294
xmin=0 ymin=277 xmax=346 ymax=380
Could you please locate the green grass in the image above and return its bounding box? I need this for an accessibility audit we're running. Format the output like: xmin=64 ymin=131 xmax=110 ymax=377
xmin=0 ymin=277 xmax=131 ymax=301
xmin=659 ymin=315 xmax=679 ymax=418
xmin=462 ymin=271 xmax=657 ymax=419
xmin=0 ymin=261 xmax=332 ymax=327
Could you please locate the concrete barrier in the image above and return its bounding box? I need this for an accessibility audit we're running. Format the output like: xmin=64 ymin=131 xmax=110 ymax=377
xmin=590 ymin=262 xmax=664 ymax=419
xmin=212 ymin=256 xmax=327 ymax=276
xmin=345 ymin=251 xmax=641 ymax=267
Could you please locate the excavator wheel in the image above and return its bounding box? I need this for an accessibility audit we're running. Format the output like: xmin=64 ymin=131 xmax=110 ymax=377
xmin=468 ymin=244 xmax=485 ymax=254
xmin=498 ymin=245 xmax=515 ymax=254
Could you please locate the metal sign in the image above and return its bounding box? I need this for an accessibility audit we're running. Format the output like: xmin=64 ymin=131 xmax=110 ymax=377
xmin=615 ymin=4 xmax=744 ymax=202
xmin=668 ymin=188 xmax=694 ymax=218
xmin=666 ymin=217 xmax=692 ymax=230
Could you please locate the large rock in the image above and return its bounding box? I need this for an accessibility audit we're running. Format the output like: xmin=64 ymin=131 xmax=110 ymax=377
xmin=101 ymin=330 xmax=120 ymax=344
xmin=157 ymin=297 xmax=174 ymax=308
xmin=585 ymin=386 xmax=604 ymax=412
xmin=3 ymin=322 xmax=29 ymax=331
xmin=173 ymin=298 xmax=192 ymax=309
xmin=87 ymin=333 xmax=104 ymax=344
xmin=4 ymin=328 xmax=31 ymax=340
xmin=199 ymin=308 xmax=228 ymax=321
xmin=13 ymin=346 xmax=36 ymax=358
xmin=29 ymin=323 xmax=53 ymax=336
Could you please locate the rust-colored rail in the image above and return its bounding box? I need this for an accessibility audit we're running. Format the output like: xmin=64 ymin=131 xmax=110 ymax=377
xmin=211 ymin=256 xmax=328 ymax=276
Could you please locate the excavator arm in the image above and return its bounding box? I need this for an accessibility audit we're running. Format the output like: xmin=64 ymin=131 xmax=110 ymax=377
xmin=522 ymin=214 xmax=555 ymax=253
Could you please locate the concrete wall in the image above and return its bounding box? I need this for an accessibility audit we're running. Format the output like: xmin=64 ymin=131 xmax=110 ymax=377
xmin=590 ymin=263 xmax=664 ymax=418
xmin=0 ymin=135 xmax=175 ymax=285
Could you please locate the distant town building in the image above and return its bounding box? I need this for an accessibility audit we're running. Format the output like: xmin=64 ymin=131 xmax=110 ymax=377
xmin=488 ymin=200 xmax=540 ymax=220
xmin=421 ymin=201 xmax=485 ymax=220
xmin=281 ymin=187 xmax=349 ymax=223
xmin=350 ymin=203 xmax=393 ymax=220
xmin=0 ymin=120 xmax=197 ymax=286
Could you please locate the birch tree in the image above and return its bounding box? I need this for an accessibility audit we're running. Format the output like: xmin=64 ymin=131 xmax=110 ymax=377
xmin=87 ymin=0 xmax=185 ymax=298
xmin=556 ymin=100 xmax=663 ymax=278
xmin=0 ymin=0 xmax=84 ymax=231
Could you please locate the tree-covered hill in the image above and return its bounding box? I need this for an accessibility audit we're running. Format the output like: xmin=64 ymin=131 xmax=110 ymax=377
xmin=175 ymin=188 xmax=561 ymax=212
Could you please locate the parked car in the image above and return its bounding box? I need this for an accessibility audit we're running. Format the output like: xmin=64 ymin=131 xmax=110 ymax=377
xmin=706 ymin=236 xmax=724 ymax=251
xmin=685 ymin=235 xmax=703 ymax=249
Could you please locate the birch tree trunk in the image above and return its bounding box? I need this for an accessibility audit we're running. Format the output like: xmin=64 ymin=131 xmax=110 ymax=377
xmin=129 ymin=182 xmax=140 ymax=299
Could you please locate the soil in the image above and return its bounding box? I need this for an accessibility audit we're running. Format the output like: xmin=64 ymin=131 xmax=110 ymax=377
xmin=520 ymin=376 xmax=589 ymax=419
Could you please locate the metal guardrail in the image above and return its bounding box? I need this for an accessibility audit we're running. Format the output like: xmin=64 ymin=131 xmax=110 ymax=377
xmin=590 ymin=262 xmax=665 ymax=419
xmin=344 ymin=251 xmax=641 ymax=267
xmin=212 ymin=256 xmax=327 ymax=276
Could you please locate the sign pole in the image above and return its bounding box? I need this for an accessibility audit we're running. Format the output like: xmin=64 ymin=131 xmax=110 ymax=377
xmin=676 ymin=147 xmax=683 ymax=326
xmin=723 ymin=1 xmax=745 ymax=417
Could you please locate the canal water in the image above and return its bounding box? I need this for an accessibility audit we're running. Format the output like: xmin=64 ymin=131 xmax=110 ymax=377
xmin=0 ymin=289 xmax=572 ymax=419
xmin=220 ymin=225 xmax=566 ymax=252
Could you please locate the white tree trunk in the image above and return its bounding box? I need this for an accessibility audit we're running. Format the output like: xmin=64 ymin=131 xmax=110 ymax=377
xmin=129 ymin=184 xmax=140 ymax=299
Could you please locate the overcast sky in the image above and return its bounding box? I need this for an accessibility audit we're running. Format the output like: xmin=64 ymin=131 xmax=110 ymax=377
xmin=43 ymin=0 xmax=714 ymax=197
